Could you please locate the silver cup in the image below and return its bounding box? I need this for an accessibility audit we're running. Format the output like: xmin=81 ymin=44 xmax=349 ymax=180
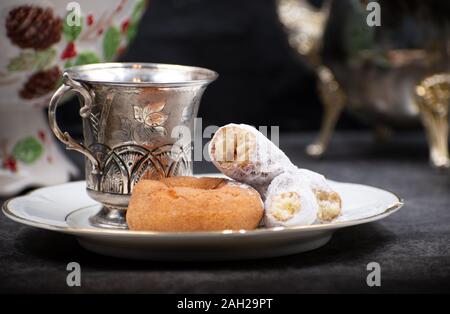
xmin=48 ymin=63 xmax=217 ymax=229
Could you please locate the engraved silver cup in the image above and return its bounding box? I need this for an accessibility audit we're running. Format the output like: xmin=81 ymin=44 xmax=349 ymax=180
xmin=48 ymin=63 xmax=217 ymax=229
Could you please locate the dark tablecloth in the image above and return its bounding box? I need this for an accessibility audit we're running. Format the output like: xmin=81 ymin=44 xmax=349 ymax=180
xmin=1 ymin=132 xmax=449 ymax=293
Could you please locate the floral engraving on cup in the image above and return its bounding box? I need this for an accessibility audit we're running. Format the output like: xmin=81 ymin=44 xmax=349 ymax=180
xmin=133 ymin=101 xmax=168 ymax=136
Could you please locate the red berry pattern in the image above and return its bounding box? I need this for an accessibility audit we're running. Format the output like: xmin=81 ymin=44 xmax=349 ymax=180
xmin=61 ymin=42 xmax=77 ymax=60
xmin=87 ymin=14 xmax=94 ymax=26
xmin=3 ymin=156 xmax=17 ymax=172
xmin=121 ymin=19 xmax=130 ymax=33
xmin=38 ymin=130 xmax=46 ymax=142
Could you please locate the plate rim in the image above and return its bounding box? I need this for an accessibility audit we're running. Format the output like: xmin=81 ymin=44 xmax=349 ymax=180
xmin=1 ymin=180 xmax=404 ymax=238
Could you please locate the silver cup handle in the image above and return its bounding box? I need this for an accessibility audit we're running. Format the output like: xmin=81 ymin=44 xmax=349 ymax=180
xmin=48 ymin=73 xmax=100 ymax=172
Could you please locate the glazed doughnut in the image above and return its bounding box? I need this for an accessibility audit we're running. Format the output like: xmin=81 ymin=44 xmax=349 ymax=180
xmin=264 ymin=171 xmax=318 ymax=227
xmin=126 ymin=177 xmax=264 ymax=232
xmin=209 ymin=124 xmax=294 ymax=194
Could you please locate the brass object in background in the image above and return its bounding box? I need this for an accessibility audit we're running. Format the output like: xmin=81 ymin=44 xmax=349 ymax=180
xmin=276 ymin=0 xmax=330 ymax=68
xmin=416 ymin=74 xmax=450 ymax=168
xmin=306 ymin=66 xmax=346 ymax=157
xmin=277 ymin=0 xmax=450 ymax=168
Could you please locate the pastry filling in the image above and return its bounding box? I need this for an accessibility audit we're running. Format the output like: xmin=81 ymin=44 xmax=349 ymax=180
xmin=315 ymin=190 xmax=342 ymax=221
xmin=212 ymin=127 xmax=256 ymax=167
xmin=269 ymin=192 xmax=301 ymax=221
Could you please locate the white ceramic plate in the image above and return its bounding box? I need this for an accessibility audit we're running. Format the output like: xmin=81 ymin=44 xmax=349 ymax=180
xmin=2 ymin=174 xmax=403 ymax=261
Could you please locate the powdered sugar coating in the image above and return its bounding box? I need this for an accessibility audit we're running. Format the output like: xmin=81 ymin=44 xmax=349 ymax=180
xmin=264 ymin=171 xmax=318 ymax=227
xmin=296 ymin=168 xmax=333 ymax=192
xmin=209 ymin=124 xmax=341 ymax=225
xmin=209 ymin=123 xmax=294 ymax=194
xmin=294 ymin=168 xmax=342 ymax=222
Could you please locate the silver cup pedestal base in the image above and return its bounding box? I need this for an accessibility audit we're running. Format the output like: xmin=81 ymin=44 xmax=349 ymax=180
xmin=87 ymin=189 xmax=130 ymax=229
xmin=89 ymin=207 xmax=128 ymax=229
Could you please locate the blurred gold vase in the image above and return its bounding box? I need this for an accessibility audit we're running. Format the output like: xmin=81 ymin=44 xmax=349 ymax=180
xmin=277 ymin=0 xmax=450 ymax=168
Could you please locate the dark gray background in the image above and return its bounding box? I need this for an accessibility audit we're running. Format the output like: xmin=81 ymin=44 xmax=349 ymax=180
xmin=121 ymin=0 xmax=326 ymax=130
xmin=59 ymin=0 xmax=450 ymax=135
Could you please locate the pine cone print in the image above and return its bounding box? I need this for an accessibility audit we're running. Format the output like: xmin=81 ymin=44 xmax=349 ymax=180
xmin=20 ymin=66 xmax=61 ymax=99
xmin=6 ymin=6 xmax=62 ymax=50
